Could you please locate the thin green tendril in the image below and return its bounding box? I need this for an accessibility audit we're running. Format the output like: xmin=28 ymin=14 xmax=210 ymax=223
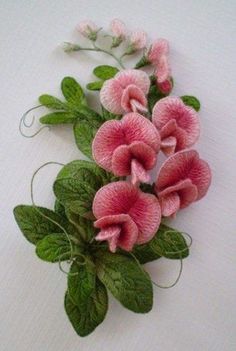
xmin=19 ymin=105 xmax=50 ymax=138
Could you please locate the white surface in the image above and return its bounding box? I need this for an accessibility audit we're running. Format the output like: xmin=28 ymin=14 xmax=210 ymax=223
xmin=1 ymin=1 xmax=236 ymax=350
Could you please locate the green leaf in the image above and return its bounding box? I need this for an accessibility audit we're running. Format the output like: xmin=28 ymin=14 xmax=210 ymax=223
xmin=68 ymin=259 xmax=96 ymax=306
xmin=54 ymin=200 xmax=66 ymax=218
xmin=151 ymin=225 xmax=189 ymax=259
xmin=65 ymin=210 xmax=96 ymax=242
xmin=93 ymin=65 xmax=119 ymax=80
xmin=181 ymin=95 xmax=201 ymax=111
xmin=36 ymin=233 xmax=72 ymax=262
xmin=73 ymin=119 xmax=98 ymax=159
xmin=13 ymin=205 xmax=65 ymax=244
xmin=40 ymin=112 xmax=77 ymax=124
xmin=53 ymin=178 xmax=96 ymax=219
xmin=74 ymin=105 xmax=103 ymax=123
xmin=148 ymin=83 xmax=166 ymax=113
xmin=86 ymin=81 xmax=104 ymax=91
xmin=95 ymin=251 xmax=153 ymax=313
xmin=38 ymin=94 xmax=65 ymax=110
xmin=102 ymin=106 xmax=121 ymax=121
xmin=61 ymin=77 xmax=86 ymax=107
xmin=64 ymin=279 xmax=108 ymax=337
xmin=132 ymin=224 xmax=189 ymax=263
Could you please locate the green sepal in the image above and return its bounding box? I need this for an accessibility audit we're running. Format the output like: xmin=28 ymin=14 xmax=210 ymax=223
xmin=95 ymin=251 xmax=153 ymax=313
xmin=93 ymin=65 xmax=119 ymax=80
xmin=35 ymin=233 xmax=73 ymax=262
xmin=68 ymin=259 xmax=96 ymax=306
xmin=64 ymin=279 xmax=108 ymax=337
xmin=13 ymin=205 xmax=66 ymax=244
xmin=40 ymin=112 xmax=77 ymax=124
xmin=135 ymin=55 xmax=150 ymax=69
xmin=86 ymin=81 xmax=104 ymax=91
xmin=181 ymin=95 xmax=201 ymax=111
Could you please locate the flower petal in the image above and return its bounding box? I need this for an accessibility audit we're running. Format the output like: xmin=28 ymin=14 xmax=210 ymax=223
xmin=148 ymin=39 xmax=169 ymax=64
xmin=116 ymin=69 xmax=150 ymax=94
xmin=92 ymin=119 xmax=124 ymax=171
xmin=121 ymin=85 xmax=147 ymax=113
xmin=160 ymin=192 xmax=180 ymax=217
xmin=122 ymin=112 xmax=161 ymax=152
xmin=131 ymin=159 xmax=150 ymax=185
xmin=152 ymin=96 xmax=200 ymax=147
xmin=156 ymin=55 xmax=170 ymax=83
xmin=100 ymin=78 xmax=124 ymax=114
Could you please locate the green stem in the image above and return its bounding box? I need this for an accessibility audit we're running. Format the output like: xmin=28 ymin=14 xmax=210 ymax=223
xmin=74 ymin=45 xmax=125 ymax=69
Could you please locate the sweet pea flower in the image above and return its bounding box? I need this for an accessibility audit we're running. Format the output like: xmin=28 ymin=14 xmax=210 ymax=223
xmin=77 ymin=20 xmax=100 ymax=41
xmin=129 ymin=30 xmax=147 ymax=50
xmin=100 ymin=69 xmax=150 ymax=114
xmin=92 ymin=112 xmax=160 ymax=184
xmin=152 ymin=96 xmax=200 ymax=156
xmin=147 ymin=39 xmax=169 ymax=65
xmin=110 ymin=19 xmax=127 ymax=47
xmin=93 ymin=181 xmax=161 ymax=252
xmin=155 ymin=150 xmax=211 ymax=217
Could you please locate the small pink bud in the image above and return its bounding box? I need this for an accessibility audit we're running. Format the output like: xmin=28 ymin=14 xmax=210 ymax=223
xmin=110 ymin=18 xmax=127 ymax=39
xmin=129 ymin=30 xmax=147 ymax=50
xmin=148 ymin=39 xmax=169 ymax=65
xmin=157 ymin=78 xmax=172 ymax=94
xmin=77 ymin=20 xmax=99 ymax=41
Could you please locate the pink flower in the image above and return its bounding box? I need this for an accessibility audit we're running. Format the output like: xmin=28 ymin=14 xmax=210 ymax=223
xmin=147 ymin=39 xmax=169 ymax=65
xmin=158 ymin=78 xmax=173 ymax=94
xmin=152 ymin=96 xmax=200 ymax=156
xmin=77 ymin=20 xmax=99 ymax=41
xmin=100 ymin=69 xmax=150 ymax=114
xmin=93 ymin=181 xmax=161 ymax=252
xmin=110 ymin=18 xmax=127 ymax=39
xmin=92 ymin=112 xmax=160 ymax=184
xmin=155 ymin=55 xmax=171 ymax=84
xmin=129 ymin=31 xmax=147 ymax=50
xmin=155 ymin=150 xmax=211 ymax=217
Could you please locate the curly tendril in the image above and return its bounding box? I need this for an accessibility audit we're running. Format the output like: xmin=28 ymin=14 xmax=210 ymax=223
xmin=19 ymin=105 xmax=50 ymax=138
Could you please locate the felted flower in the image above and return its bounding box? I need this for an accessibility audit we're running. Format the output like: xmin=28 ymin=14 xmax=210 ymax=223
xmin=155 ymin=150 xmax=211 ymax=217
xmin=147 ymin=39 xmax=169 ymax=65
xmin=92 ymin=112 xmax=160 ymax=184
xmin=93 ymin=181 xmax=161 ymax=252
xmin=129 ymin=30 xmax=147 ymax=50
xmin=100 ymin=69 xmax=150 ymax=114
xmin=152 ymin=96 xmax=200 ymax=156
xmin=77 ymin=20 xmax=99 ymax=41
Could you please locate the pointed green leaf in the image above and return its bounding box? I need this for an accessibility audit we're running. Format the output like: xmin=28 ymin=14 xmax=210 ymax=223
xmin=95 ymin=251 xmax=153 ymax=313
xmin=64 ymin=279 xmax=108 ymax=337
xmin=93 ymin=65 xmax=119 ymax=80
xmin=73 ymin=119 xmax=99 ymax=159
xmin=54 ymin=200 xmax=66 ymax=218
xmin=61 ymin=77 xmax=86 ymax=107
xmin=181 ymin=95 xmax=200 ymax=111
xmin=36 ymin=233 xmax=72 ymax=262
xmin=68 ymin=259 xmax=96 ymax=306
xmin=86 ymin=81 xmax=104 ymax=91
xmin=53 ymin=178 xmax=96 ymax=219
xmin=13 ymin=205 xmax=66 ymax=244
xmin=38 ymin=94 xmax=65 ymax=109
xmin=65 ymin=210 xmax=96 ymax=242
xmin=40 ymin=112 xmax=77 ymax=124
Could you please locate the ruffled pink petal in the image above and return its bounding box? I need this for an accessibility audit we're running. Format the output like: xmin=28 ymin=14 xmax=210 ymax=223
xmin=155 ymin=150 xmax=211 ymax=205
xmin=94 ymin=214 xmax=138 ymax=252
xmin=100 ymin=79 xmax=124 ymax=115
xmin=93 ymin=181 xmax=139 ymax=218
xmin=116 ymin=69 xmax=150 ymax=95
xmin=160 ymin=192 xmax=180 ymax=217
xmin=122 ymin=113 xmax=160 ymax=152
xmin=128 ymin=191 xmax=161 ymax=244
xmin=111 ymin=142 xmax=157 ymax=180
xmin=121 ymin=85 xmax=147 ymax=113
xmin=92 ymin=120 xmax=124 ymax=171
xmin=152 ymin=97 xmax=200 ymax=147
xmin=93 ymin=181 xmax=161 ymax=245
xmin=156 ymin=55 xmax=171 ymax=83
xmin=131 ymin=159 xmax=150 ymax=185
xmin=161 ymin=136 xmax=177 ymax=156
xmin=148 ymin=39 xmax=169 ymax=64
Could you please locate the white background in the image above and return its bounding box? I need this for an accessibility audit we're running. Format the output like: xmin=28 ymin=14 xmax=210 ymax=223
xmin=1 ymin=1 xmax=236 ymax=350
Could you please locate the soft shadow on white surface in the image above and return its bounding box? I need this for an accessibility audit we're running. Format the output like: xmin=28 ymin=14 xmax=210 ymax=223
xmin=1 ymin=0 xmax=236 ymax=350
